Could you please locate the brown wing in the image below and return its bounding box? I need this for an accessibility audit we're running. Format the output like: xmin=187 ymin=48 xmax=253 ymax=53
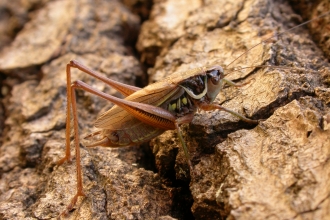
xmin=94 ymin=80 xmax=180 ymax=130
xmin=94 ymin=65 xmax=209 ymax=130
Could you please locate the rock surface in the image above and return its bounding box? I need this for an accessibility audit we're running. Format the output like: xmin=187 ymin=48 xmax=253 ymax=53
xmin=0 ymin=0 xmax=329 ymax=219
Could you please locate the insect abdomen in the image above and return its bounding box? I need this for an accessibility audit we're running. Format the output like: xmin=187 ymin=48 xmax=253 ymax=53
xmin=167 ymin=94 xmax=196 ymax=116
xmin=99 ymin=124 xmax=166 ymax=147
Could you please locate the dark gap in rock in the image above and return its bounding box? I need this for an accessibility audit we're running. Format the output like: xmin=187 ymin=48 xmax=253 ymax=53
xmin=122 ymin=0 xmax=153 ymax=88
xmin=171 ymin=185 xmax=194 ymax=220
xmin=136 ymin=142 xmax=157 ymax=172
xmin=306 ymin=130 xmax=312 ymax=137
xmin=137 ymin=140 xmax=195 ymax=220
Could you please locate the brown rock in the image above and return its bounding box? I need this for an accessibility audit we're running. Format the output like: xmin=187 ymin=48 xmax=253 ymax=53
xmin=0 ymin=0 xmax=329 ymax=219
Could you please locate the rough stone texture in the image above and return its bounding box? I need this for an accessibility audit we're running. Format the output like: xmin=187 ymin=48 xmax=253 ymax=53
xmin=0 ymin=0 xmax=50 ymax=51
xmin=0 ymin=0 xmax=171 ymax=219
xmin=0 ymin=0 xmax=75 ymax=70
xmin=139 ymin=0 xmax=330 ymax=219
xmin=289 ymin=0 xmax=330 ymax=60
xmin=212 ymin=98 xmax=330 ymax=219
xmin=0 ymin=0 xmax=329 ymax=220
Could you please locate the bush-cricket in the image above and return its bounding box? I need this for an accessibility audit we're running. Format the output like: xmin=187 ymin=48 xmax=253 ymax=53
xmin=57 ymin=7 xmax=330 ymax=216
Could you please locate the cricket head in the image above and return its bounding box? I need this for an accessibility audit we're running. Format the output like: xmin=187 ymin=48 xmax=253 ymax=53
xmin=178 ymin=65 xmax=225 ymax=103
xmin=205 ymin=65 xmax=225 ymax=102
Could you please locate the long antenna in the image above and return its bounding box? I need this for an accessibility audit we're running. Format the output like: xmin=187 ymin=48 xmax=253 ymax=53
xmin=226 ymin=11 xmax=330 ymax=69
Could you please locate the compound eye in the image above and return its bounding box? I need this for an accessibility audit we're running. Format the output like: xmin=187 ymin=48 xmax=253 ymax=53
xmin=207 ymin=68 xmax=224 ymax=85
xmin=209 ymin=70 xmax=219 ymax=77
